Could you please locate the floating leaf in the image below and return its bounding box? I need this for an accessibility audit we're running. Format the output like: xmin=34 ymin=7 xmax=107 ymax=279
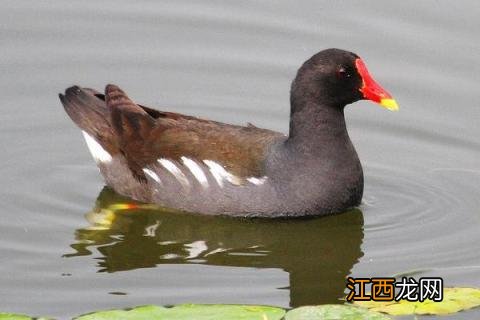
xmin=74 ymin=304 xmax=285 ymax=320
xmin=285 ymin=305 xmax=390 ymax=320
xmin=74 ymin=305 xmax=165 ymax=320
xmin=0 ymin=314 xmax=32 ymax=320
xmin=0 ymin=314 xmax=51 ymax=320
xmin=354 ymin=287 xmax=480 ymax=315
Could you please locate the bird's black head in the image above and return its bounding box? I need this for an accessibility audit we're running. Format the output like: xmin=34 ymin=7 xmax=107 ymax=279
xmin=290 ymin=48 xmax=398 ymax=112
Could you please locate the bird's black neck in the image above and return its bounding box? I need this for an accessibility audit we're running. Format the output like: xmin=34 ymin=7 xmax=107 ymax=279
xmin=286 ymin=102 xmax=349 ymax=154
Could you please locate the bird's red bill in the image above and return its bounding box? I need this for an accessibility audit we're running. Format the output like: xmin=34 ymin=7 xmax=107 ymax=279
xmin=355 ymin=58 xmax=398 ymax=111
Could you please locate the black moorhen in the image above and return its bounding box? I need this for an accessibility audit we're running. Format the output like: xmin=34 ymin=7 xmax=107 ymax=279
xmin=59 ymin=48 xmax=398 ymax=217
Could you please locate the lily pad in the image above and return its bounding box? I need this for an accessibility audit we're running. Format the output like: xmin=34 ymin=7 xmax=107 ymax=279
xmin=0 ymin=314 xmax=50 ymax=320
xmin=284 ymin=305 xmax=390 ymax=320
xmin=74 ymin=304 xmax=285 ymax=320
xmin=354 ymin=287 xmax=480 ymax=316
xmin=0 ymin=314 xmax=32 ymax=320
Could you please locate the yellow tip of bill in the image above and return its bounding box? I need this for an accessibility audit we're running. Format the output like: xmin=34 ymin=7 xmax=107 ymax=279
xmin=380 ymin=98 xmax=399 ymax=111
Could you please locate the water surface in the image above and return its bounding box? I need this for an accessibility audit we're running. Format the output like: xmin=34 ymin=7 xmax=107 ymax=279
xmin=1 ymin=1 xmax=479 ymax=319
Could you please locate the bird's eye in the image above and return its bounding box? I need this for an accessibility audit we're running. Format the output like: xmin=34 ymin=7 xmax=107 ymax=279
xmin=336 ymin=66 xmax=352 ymax=79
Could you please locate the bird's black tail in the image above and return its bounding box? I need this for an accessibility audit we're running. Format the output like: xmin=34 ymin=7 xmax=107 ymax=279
xmin=59 ymin=86 xmax=119 ymax=156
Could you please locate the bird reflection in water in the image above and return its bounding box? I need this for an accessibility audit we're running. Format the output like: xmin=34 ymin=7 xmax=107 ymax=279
xmin=65 ymin=187 xmax=364 ymax=307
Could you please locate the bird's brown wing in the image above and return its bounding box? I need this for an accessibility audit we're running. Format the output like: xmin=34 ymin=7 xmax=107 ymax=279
xmin=104 ymin=85 xmax=283 ymax=180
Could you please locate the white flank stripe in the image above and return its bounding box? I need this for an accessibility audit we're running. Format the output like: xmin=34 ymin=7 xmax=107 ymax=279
xmin=203 ymin=160 xmax=242 ymax=187
xmin=143 ymin=168 xmax=162 ymax=184
xmin=247 ymin=176 xmax=268 ymax=185
xmin=158 ymin=159 xmax=190 ymax=188
xmin=182 ymin=157 xmax=209 ymax=188
xmin=81 ymin=131 xmax=112 ymax=163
